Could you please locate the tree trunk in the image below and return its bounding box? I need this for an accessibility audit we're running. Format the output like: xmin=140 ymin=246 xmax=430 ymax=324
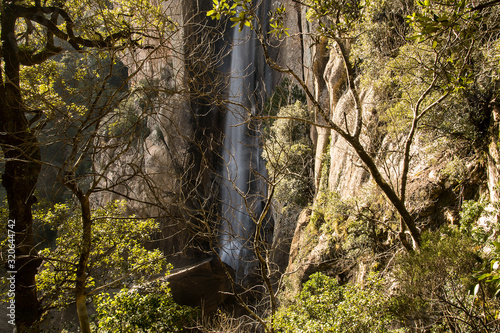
xmin=488 ymin=106 xmax=500 ymax=203
xmin=1 ymin=4 xmax=42 ymax=331
xmin=3 ymin=159 xmax=42 ymax=333
xmin=75 ymin=194 xmax=92 ymax=333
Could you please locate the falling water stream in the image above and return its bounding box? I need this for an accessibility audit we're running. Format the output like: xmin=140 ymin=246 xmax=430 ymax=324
xmin=218 ymin=15 xmax=268 ymax=276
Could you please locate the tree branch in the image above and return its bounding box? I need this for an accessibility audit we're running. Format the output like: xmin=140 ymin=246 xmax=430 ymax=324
xmin=13 ymin=5 xmax=132 ymax=51
xmin=471 ymin=0 xmax=500 ymax=11
xmin=19 ymin=45 xmax=62 ymax=66
xmin=332 ymin=38 xmax=364 ymax=139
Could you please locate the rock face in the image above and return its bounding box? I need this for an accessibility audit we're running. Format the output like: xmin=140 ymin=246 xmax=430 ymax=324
xmin=272 ymin=5 xmax=493 ymax=287
xmin=97 ymin=0 xmax=225 ymax=267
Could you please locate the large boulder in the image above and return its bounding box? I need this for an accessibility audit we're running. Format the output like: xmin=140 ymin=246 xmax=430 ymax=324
xmin=166 ymin=257 xmax=235 ymax=314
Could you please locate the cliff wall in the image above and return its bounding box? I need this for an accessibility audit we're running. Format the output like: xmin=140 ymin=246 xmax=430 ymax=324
xmin=272 ymin=2 xmax=496 ymax=289
xmin=98 ymin=0 xmax=226 ymax=266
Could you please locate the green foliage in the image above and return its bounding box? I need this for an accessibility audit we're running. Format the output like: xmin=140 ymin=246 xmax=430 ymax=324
xmin=404 ymin=1 xmax=491 ymax=94
xmin=364 ymin=2 xmax=500 ymax=152
xmin=269 ymin=4 xmax=289 ymax=38
xmin=342 ymin=218 xmax=377 ymax=259
xmin=459 ymin=197 xmax=490 ymax=243
xmin=35 ymin=200 xmax=166 ymax=310
xmin=94 ymin=281 xmax=198 ymax=332
xmin=52 ymin=0 xmax=176 ymax=41
xmin=311 ymin=188 xmax=394 ymax=261
xmin=207 ymin=0 xmax=235 ymax=20
xmin=106 ymin=66 xmax=175 ymax=140
xmin=207 ymin=0 xmax=288 ymax=36
xmin=53 ymin=51 xmax=129 ymax=120
xmin=337 ymin=0 xmax=499 ymax=146
xmin=453 ymin=196 xmax=500 ymax=325
xmin=305 ymin=0 xmax=366 ymax=36
xmin=440 ymin=157 xmax=468 ymax=183
xmin=466 ymin=197 xmax=500 ymax=298
xmin=391 ymin=227 xmax=494 ymax=331
xmin=406 ymin=0 xmax=476 ymax=44
xmin=16 ymin=0 xmax=177 ymax=119
xmin=207 ymin=0 xmax=254 ymax=31
xmin=264 ymin=78 xmax=307 ymax=116
xmin=20 ymin=59 xmax=65 ymax=117
xmin=273 ymin=272 xmax=397 ymax=333
xmin=262 ymin=101 xmax=314 ymax=207
xmin=352 ymin=0 xmax=413 ymax=64
xmin=368 ymin=42 xmax=451 ymax=133
xmin=0 ymin=198 xmax=57 ymax=296
xmin=476 ymin=241 xmax=500 ymax=297
xmin=105 ymin=94 xmax=148 ymax=139
xmin=310 ymin=190 xmax=352 ymax=233
xmin=268 ymin=101 xmax=311 ymax=144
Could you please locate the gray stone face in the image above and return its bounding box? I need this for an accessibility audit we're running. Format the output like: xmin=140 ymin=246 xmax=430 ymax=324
xmin=98 ymin=0 xmax=222 ymax=265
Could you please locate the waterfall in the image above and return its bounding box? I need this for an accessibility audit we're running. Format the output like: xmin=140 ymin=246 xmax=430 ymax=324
xmin=218 ymin=18 xmax=268 ymax=276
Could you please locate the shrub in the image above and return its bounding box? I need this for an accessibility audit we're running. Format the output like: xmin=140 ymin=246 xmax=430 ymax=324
xmin=310 ymin=191 xmax=352 ymax=232
xmin=35 ymin=200 xmax=166 ymax=310
xmin=391 ymin=228 xmax=491 ymax=332
xmin=94 ymin=281 xmax=198 ymax=332
xmin=263 ymin=101 xmax=314 ymax=207
xmin=273 ymin=272 xmax=397 ymax=333
xmin=460 ymin=197 xmax=491 ymax=244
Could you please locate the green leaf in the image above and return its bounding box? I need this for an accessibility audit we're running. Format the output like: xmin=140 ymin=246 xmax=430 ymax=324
xmin=478 ymin=273 xmax=491 ymax=281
